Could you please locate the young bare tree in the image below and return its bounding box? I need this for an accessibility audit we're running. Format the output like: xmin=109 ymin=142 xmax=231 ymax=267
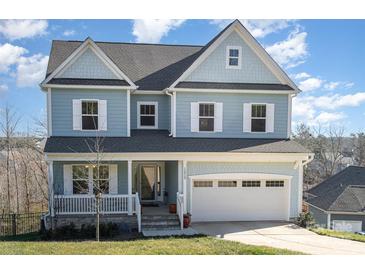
xmin=351 ymin=132 xmax=365 ymax=166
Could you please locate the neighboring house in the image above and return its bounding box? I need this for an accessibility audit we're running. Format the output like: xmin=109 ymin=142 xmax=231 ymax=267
xmin=40 ymin=20 xmax=313 ymax=232
xmin=306 ymin=166 xmax=365 ymax=233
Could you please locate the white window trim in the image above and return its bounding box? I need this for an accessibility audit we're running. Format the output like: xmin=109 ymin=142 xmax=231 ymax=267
xmin=137 ymin=101 xmax=158 ymax=129
xmin=71 ymin=164 xmax=111 ymax=195
xmin=80 ymin=99 xmax=99 ymax=131
xmin=226 ymin=46 xmax=242 ymax=69
xmin=198 ymin=102 xmax=215 ymax=133
xmin=250 ymin=103 xmax=267 ymax=133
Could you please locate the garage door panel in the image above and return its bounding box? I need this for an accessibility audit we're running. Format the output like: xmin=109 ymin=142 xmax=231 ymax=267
xmin=192 ymin=182 xmax=289 ymax=222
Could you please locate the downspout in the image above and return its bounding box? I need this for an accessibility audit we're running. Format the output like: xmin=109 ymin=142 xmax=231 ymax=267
xmin=165 ymin=89 xmax=174 ymax=137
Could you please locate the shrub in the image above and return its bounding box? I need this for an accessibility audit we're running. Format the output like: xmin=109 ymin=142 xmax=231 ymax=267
xmin=296 ymin=212 xmax=315 ymax=228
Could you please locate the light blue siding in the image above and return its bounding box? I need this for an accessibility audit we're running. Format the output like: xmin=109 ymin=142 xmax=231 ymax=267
xmin=130 ymin=94 xmax=170 ymax=130
xmin=187 ymin=162 xmax=300 ymax=218
xmin=176 ymin=92 xmax=288 ymax=138
xmin=308 ymin=205 xmax=328 ymax=228
xmin=51 ymin=88 xmax=128 ymax=136
xmin=185 ymin=31 xmax=280 ymax=83
xmin=53 ymin=161 xmax=128 ymax=195
xmin=165 ymin=161 xmax=178 ymax=204
xmin=60 ymin=48 xmax=119 ymax=79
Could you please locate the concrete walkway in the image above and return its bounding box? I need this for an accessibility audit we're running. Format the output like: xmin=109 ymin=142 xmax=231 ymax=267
xmin=192 ymin=221 xmax=365 ymax=255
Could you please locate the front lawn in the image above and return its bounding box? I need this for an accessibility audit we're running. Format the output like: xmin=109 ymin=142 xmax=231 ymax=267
xmin=0 ymin=235 xmax=302 ymax=255
xmin=310 ymin=228 xmax=365 ymax=243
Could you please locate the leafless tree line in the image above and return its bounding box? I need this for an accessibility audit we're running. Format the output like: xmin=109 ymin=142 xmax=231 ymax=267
xmin=0 ymin=106 xmax=48 ymax=214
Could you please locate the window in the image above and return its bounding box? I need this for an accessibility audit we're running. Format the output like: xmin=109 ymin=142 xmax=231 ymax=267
xmin=266 ymin=180 xmax=284 ymax=187
xmin=138 ymin=102 xmax=158 ymax=128
xmin=82 ymin=101 xmax=98 ymax=130
xmin=218 ymin=181 xmax=237 ymax=187
xmin=226 ymin=46 xmax=242 ymax=69
xmin=72 ymin=165 xmax=89 ymax=194
xmin=242 ymin=180 xmax=261 ymax=187
xmin=93 ymin=165 xmax=110 ymax=194
xmin=251 ymin=104 xmax=266 ymax=132
xmin=194 ymin=181 xmax=213 ymax=187
xmin=199 ymin=103 xmax=214 ymax=132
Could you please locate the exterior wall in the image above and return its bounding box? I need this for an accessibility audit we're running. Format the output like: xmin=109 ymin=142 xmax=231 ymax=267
xmin=176 ymin=92 xmax=288 ymax=138
xmin=130 ymin=94 xmax=170 ymax=130
xmin=59 ymin=48 xmax=119 ymax=79
xmin=308 ymin=205 xmax=328 ymax=228
xmin=53 ymin=161 xmax=128 ymax=195
xmin=51 ymin=88 xmax=128 ymax=137
xmin=185 ymin=31 xmax=280 ymax=84
xmin=165 ymin=161 xmax=178 ymax=204
xmin=331 ymin=213 xmax=365 ymax=231
xmin=186 ymin=162 xmax=300 ymax=218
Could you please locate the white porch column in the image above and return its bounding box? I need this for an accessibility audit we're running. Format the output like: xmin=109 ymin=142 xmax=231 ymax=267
xmin=47 ymin=161 xmax=54 ymax=217
xmin=297 ymin=161 xmax=304 ymax=216
xmin=183 ymin=160 xmax=187 ymax=213
xmin=178 ymin=160 xmax=183 ymax=193
xmin=128 ymin=160 xmax=132 ymax=215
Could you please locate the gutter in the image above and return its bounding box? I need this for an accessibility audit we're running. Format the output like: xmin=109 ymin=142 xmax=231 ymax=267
xmin=165 ymin=89 xmax=174 ymax=137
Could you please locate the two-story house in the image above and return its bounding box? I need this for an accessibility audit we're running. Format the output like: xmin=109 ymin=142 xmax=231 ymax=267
xmin=41 ymin=20 xmax=313 ymax=232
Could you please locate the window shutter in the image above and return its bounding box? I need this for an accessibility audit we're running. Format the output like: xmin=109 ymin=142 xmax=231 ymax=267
xmin=72 ymin=99 xmax=81 ymax=130
xmin=98 ymin=100 xmax=107 ymax=131
xmin=243 ymin=103 xmax=252 ymax=132
xmin=191 ymin=102 xmax=199 ymax=132
xmin=109 ymin=164 xmax=118 ymax=194
xmin=63 ymin=165 xmax=73 ymax=195
xmin=214 ymin=102 xmax=223 ymax=132
xmin=266 ymin=103 xmax=275 ymax=133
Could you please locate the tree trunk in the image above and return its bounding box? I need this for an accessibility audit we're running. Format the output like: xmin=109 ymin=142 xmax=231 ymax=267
xmin=96 ymin=193 xmax=100 ymax=241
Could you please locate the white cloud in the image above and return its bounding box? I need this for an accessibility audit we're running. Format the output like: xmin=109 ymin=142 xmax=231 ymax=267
xmin=293 ymin=72 xmax=310 ymax=79
xmin=265 ymin=29 xmax=308 ymax=69
xmin=0 ymin=43 xmax=27 ymax=72
xmin=0 ymin=20 xmax=48 ymax=40
xmin=298 ymin=77 xmax=323 ymax=92
xmin=210 ymin=19 xmax=294 ymax=38
xmin=313 ymin=112 xmax=346 ymax=124
xmin=132 ymin=19 xmax=186 ymax=43
xmin=63 ymin=29 xmax=76 ymax=37
xmin=16 ymin=54 xmax=49 ymax=87
xmin=324 ymin=81 xmax=340 ymax=91
xmin=0 ymin=84 xmax=8 ymax=92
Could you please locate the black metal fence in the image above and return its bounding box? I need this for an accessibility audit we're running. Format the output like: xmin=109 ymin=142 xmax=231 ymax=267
xmin=0 ymin=212 xmax=45 ymax=236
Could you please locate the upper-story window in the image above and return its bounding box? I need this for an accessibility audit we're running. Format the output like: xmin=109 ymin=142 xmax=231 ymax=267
xmin=199 ymin=103 xmax=215 ymax=132
xmin=82 ymin=101 xmax=98 ymax=130
xmin=226 ymin=46 xmax=242 ymax=69
xmin=137 ymin=101 xmax=158 ymax=129
xmin=251 ymin=104 xmax=266 ymax=132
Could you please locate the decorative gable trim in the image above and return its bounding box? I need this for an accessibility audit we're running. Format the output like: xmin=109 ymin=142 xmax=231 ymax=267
xmin=169 ymin=20 xmax=299 ymax=93
xmin=41 ymin=37 xmax=137 ymax=89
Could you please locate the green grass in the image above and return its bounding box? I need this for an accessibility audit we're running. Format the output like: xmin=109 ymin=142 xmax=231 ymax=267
xmin=0 ymin=234 xmax=302 ymax=255
xmin=310 ymin=228 xmax=365 ymax=243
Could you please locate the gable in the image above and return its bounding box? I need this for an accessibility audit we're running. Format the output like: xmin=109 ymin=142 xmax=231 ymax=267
xmin=184 ymin=31 xmax=281 ymax=84
xmin=58 ymin=47 xmax=120 ymax=79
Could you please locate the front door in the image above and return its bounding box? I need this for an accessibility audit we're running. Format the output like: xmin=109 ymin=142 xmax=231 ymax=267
xmin=140 ymin=165 xmax=157 ymax=201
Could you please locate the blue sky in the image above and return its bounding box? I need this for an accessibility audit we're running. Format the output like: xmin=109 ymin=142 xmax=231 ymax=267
xmin=0 ymin=19 xmax=365 ymax=135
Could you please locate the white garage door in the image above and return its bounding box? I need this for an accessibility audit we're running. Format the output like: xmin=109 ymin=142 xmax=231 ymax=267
xmin=333 ymin=220 xmax=362 ymax=233
xmin=191 ymin=177 xmax=290 ymax=222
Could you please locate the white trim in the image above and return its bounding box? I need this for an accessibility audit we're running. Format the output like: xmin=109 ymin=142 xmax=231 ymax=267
xmin=169 ymin=21 xmax=299 ymax=92
xmin=178 ymin=160 xmax=183 ymax=193
xmin=327 ymin=213 xmax=331 ymax=229
xmin=47 ymin=87 xmax=52 ymax=136
xmin=287 ymin=175 xmax=291 ymax=221
xmin=172 ymin=92 xmax=176 ymax=136
xmin=226 ymin=46 xmax=242 ymax=69
xmin=169 ymin=88 xmax=297 ymax=95
xmin=41 ymin=38 xmax=136 ymax=88
xmin=133 ymin=90 xmax=165 ymax=95
xmin=287 ymin=94 xmax=293 ymax=138
xmin=47 ymin=161 xmax=54 ymax=217
xmin=42 ymin=84 xmax=134 ymax=90
xmin=137 ymin=101 xmax=158 ymax=129
xmin=128 ymin=160 xmax=132 ymax=215
xmin=189 ymin=173 xmax=293 ymax=181
xmin=127 ymin=90 xmax=131 ymax=137
xmin=183 ymin=160 xmax=187 ymax=213
xmin=298 ymin=162 xmax=304 ymax=215
xmin=80 ymin=99 xmax=99 ymax=131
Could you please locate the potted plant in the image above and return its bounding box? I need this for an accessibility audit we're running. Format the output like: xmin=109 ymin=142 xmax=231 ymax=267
xmin=169 ymin=203 xmax=177 ymax=214
xmin=183 ymin=213 xmax=191 ymax=228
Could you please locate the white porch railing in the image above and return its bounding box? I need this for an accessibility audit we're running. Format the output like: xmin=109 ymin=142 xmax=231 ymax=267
xmin=54 ymin=194 xmax=136 ymax=215
xmin=134 ymin=192 xmax=141 ymax=232
xmin=176 ymin=192 xmax=184 ymax=230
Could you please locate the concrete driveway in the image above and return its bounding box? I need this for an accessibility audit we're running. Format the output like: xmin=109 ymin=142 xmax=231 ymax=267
xmin=192 ymin=221 xmax=365 ymax=255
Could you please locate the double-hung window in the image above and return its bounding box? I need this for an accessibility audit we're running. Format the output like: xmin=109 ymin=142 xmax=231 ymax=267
xmin=82 ymin=101 xmax=98 ymax=130
xmin=93 ymin=165 xmax=110 ymax=194
xmin=72 ymin=165 xmax=89 ymax=194
xmin=251 ymin=104 xmax=266 ymax=132
xmin=199 ymin=103 xmax=215 ymax=132
xmin=226 ymin=46 xmax=242 ymax=69
xmin=138 ymin=102 xmax=158 ymax=129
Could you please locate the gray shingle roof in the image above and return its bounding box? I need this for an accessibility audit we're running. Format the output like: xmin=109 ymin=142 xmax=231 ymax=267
xmin=44 ymin=130 xmax=309 ymax=154
xmin=48 ymin=78 xmax=129 ymax=86
xmin=307 ymin=166 xmax=365 ymax=212
xmin=175 ymin=81 xmax=294 ymax=90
